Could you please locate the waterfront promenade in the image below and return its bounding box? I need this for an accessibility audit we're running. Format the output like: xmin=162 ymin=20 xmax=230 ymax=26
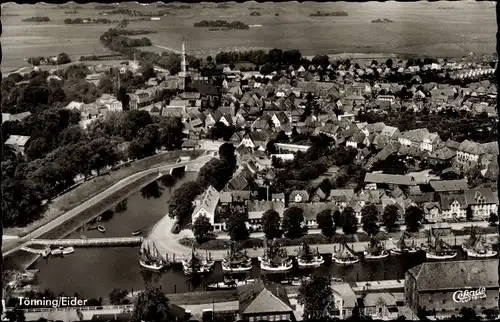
xmin=3 ymin=154 xmax=213 ymax=258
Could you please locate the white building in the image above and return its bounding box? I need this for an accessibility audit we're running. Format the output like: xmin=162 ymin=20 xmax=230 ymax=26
xmin=191 ymin=186 xmax=220 ymax=226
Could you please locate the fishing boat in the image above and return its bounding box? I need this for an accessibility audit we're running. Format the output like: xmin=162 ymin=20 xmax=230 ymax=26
xmin=296 ymin=241 xmax=324 ymax=268
xmin=260 ymin=238 xmax=293 ymax=272
xmin=87 ymin=224 xmax=98 ymax=230
xmin=132 ymin=230 xmax=143 ymax=236
xmin=207 ymin=277 xmax=255 ymax=290
xmin=139 ymin=239 xmax=168 ymax=271
xmin=462 ymin=226 xmax=498 ymax=258
xmin=62 ymin=247 xmax=74 ymax=255
xmin=80 ymin=235 xmax=87 ymax=240
xmin=425 ymin=228 xmax=457 ymax=260
xmin=332 ymin=243 xmax=359 ymax=266
xmin=221 ymin=242 xmax=252 ymax=272
xmin=390 ymin=231 xmax=420 ymax=255
xmin=363 ymin=237 xmax=390 ymax=260
xmin=181 ymin=244 xmax=215 ymax=275
xmin=97 ymin=225 xmax=106 ymax=233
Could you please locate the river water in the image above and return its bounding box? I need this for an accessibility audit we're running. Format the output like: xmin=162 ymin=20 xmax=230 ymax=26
xmin=21 ymin=173 xmax=485 ymax=299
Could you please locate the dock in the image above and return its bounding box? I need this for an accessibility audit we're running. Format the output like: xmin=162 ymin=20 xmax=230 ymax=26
xmin=20 ymin=246 xmax=45 ymax=254
xmin=26 ymin=237 xmax=143 ymax=248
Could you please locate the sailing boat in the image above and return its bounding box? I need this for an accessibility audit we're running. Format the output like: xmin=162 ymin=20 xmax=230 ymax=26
xmin=332 ymin=242 xmax=359 ymax=265
xmin=182 ymin=243 xmax=215 ymax=275
xmin=462 ymin=226 xmax=497 ymax=258
xmin=363 ymin=237 xmax=390 ymax=260
xmin=425 ymin=228 xmax=457 ymax=260
xmin=296 ymin=241 xmax=324 ymax=268
xmin=260 ymin=238 xmax=293 ymax=272
xmin=222 ymin=242 xmax=252 ymax=272
xmin=139 ymin=239 xmax=168 ymax=271
xmin=390 ymin=231 xmax=420 ymax=255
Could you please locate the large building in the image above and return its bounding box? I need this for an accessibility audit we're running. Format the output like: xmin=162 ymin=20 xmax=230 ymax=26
xmin=405 ymin=260 xmax=499 ymax=316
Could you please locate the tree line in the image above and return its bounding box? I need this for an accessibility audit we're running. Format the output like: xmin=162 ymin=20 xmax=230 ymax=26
xmin=194 ymin=20 xmax=249 ymax=29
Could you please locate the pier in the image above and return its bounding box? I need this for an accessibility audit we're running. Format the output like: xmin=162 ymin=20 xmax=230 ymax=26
xmin=26 ymin=237 xmax=143 ymax=247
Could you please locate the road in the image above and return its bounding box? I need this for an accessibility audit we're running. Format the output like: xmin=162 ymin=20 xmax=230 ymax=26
xmin=2 ymin=154 xmax=213 ymax=257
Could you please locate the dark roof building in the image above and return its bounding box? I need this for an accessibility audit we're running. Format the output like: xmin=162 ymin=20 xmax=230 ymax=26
xmin=237 ymin=280 xmax=295 ymax=321
xmin=405 ymin=260 xmax=498 ymax=316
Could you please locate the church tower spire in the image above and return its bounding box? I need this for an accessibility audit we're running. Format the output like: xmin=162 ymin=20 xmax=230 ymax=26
xmin=180 ymin=38 xmax=188 ymax=91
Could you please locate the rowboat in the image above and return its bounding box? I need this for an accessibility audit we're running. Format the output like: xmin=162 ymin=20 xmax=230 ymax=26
xmin=97 ymin=225 xmax=106 ymax=233
xmin=62 ymin=247 xmax=75 ymax=255
xmin=132 ymin=230 xmax=142 ymax=236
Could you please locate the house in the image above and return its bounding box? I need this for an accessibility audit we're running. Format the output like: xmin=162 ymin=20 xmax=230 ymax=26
xmin=310 ymin=188 xmax=327 ymax=202
xmin=405 ymin=260 xmax=498 ymax=316
xmin=429 ymin=179 xmax=468 ymax=193
xmin=422 ymin=202 xmax=441 ymax=223
xmin=84 ymin=73 xmax=103 ymax=86
xmin=288 ymin=190 xmax=309 ymax=204
xmin=398 ymin=128 xmax=441 ymax=152
xmin=456 ymin=140 xmax=485 ymax=165
xmin=97 ymin=94 xmax=122 ymax=111
xmin=327 ymin=283 xmax=358 ymax=320
xmin=237 ymin=280 xmax=295 ymax=322
xmin=364 ymin=173 xmax=417 ymax=189
xmin=5 ymin=135 xmax=30 ymax=155
xmin=464 ymin=189 xmax=498 ymax=220
xmin=272 ymin=193 xmax=285 ymax=203
xmin=346 ymin=132 xmax=367 ymax=149
xmin=328 ymin=189 xmax=355 ymax=210
xmin=247 ymin=201 xmax=286 ymax=226
xmin=437 ymin=194 xmax=467 ymax=221
xmin=427 ymin=147 xmax=456 ymax=168
xmin=362 ymin=293 xmax=399 ymax=320
xmin=288 ymin=202 xmax=336 ymax=228
xmin=379 ymin=125 xmax=400 ymax=139
xmin=191 ymin=186 xmax=220 ymax=226
xmin=2 ymin=112 xmax=31 ymax=124
xmin=191 ymin=81 xmax=221 ymax=102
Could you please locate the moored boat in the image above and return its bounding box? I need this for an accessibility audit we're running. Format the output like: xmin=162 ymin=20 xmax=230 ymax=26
xmin=296 ymin=241 xmax=324 ymax=268
xmin=260 ymin=238 xmax=293 ymax=272
xmin=97 ymin=225 xmax=106 ymax=233
xmin=132 ymin=230 xmax=143 ymax=236
xmin=281 ymin=276 xmax=311 ymax=286
xmin=62 ymin=247 xmax=74 ymax=255
xmin=50 ymin=248 xmax=63 ymax=256
xmin=207 ymin=277 xmax=255 ymax=290
xmin=390 ymin=231 xmax=420 ymax=255
xmin=425 ymin=228 xmax=457 ymax=260
xmin=332 ymin=242 xmax=359 ymax=266
xmin=41 ymin=248 xmax=51 ymax=258
xmin=363 ymin=237 xmax=390 ymax=260
xmin=462 ymin=226 xmax=498 ymax=258
xmin=221 ymin=242 xmax=252 ymax=272
xmin=138 ymin=239 xmax=168 ymax=271
xmin=182 ymin=244 xmax=214 ymax=275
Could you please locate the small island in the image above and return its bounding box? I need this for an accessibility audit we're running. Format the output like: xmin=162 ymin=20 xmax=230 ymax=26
xmin=250 ymin=11 xmax=261 ymax=16
xmin=194 ymin=20 xmax=249 ymax=30
xmin=27 ymin=53 xmax=71 ymax=66
xmin=22 ymin=16 xmax=50 ymax=22
xmin=310 ymin=11 xmax=348 ymax=17
xmin=64 ymin=18 xmax=117 ymax=24
xmin=371 ymin=18 xmax=394 ymax=23
xmin=65 ymin=10 xmax=78 ymax=14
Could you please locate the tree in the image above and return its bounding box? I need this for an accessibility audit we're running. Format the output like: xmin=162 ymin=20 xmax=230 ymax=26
xmin=218 ymin=142 xmax=237 ymax=170
xmin=226 ymin=212 xmax=249 ymax=242
xmin=361 ymin=204 xmax=380 ymax=236
xmin=332 ymin=209 xmax=342 ymax=228
xmin=386 ymin=59 xmax=393 ymax=69
xmin=266 ymin=140 xmax=278 ymax=154
xmin=383 ymin=205 xmax=400 ymax=232
xmin=109 ymin=288 xmax=129 ymax=305
xmin=405 ymin=206 xmax=423 ymax=232
xmin=128 ymin=124 xmax=160 ymax=160
xmin=192 ymin=215 xmax=214 ymax=243
xmin=158 ymin=117 xmax=183 ymax=150
xmin=132 ymin=287 xmax=171 ymax=322
xmin=489 ymin=212 xmax=498 ymax=226
xmin=298 ymin=277 xmax=333 ymax=320
xmin=459 ymin=307 xmax=477 ymax=320
xmin=6 ymin=307 xmax=25 ymax=322
xmin=282 ymin=206 xmax=307 ymax=239
xmin=168 ymin=181 xmax=202 ymax=226
xmin=342 ymin=207 xmax=358 ymax=235
xmin=317 ymin=209 xmax=335 ymax=239
xmin=261 ymin=209 xmax=282 ymax=239
xmin=197 ymin=158 xmax=232 ymax=191
xmin=160 ymin=174 xmax=176 ymax=191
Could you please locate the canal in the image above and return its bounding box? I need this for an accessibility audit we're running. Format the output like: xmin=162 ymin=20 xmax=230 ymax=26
xmin=11 ymin=173 xmax=490 ymax=300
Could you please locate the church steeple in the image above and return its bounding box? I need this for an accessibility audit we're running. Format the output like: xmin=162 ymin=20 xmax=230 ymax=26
xmin=180 ymin=38 xmax=189 ymax=91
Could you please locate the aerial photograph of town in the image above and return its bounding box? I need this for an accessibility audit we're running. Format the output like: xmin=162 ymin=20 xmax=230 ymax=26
xmin=0 ymin=1 xmax=499 ymax=321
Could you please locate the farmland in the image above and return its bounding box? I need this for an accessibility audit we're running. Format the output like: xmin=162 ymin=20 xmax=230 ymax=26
xmin=2 ymin=1 xmax=495 ymax=73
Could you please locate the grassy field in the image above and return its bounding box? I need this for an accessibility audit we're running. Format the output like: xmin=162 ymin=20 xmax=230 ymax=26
xmin=2 ymin=1 xmax=495 ymax=72
xmin=4 ymin=149 xmax=202 ymax=237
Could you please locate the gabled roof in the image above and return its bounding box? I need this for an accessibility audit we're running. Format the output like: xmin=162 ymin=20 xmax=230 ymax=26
xmin=5 ymin=135 xmax=30 ymax=147
xmin=438 ymin=193 xmax=467 ymax=210
xmin=288 ymin=202 xmax=337 ymax=221
xmin=328 ymin=189 xmax=355 ymax=202
xmin=238 ymin=280 xmax=292 ymax=315
xmin=364 ymin=173 xmax=416 ymax=186
xmin=192 ymin=186 xmax=220 ymax=216
xmin=463 ymin=188 xmax=498 ymax=205
xmin=289 ymin=190 xmax=309 ymax=202
xmin=458 ymin=139 xmax=485 ymax=155
xmin=407 ymin=260 xmax=498 ymax=291
xmin=429 ymin=179 xmax=468 ymax=192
